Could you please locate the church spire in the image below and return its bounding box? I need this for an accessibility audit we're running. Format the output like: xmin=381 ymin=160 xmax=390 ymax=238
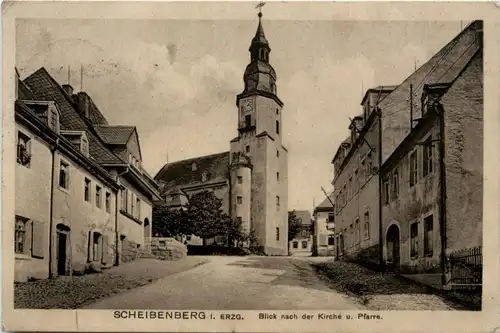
xmin=249 ymin=5 xmax=270 ymax=62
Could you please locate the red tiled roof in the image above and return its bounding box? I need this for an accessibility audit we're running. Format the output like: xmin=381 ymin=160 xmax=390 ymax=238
xmin=23 ymin=67 xmax=123 ymax=164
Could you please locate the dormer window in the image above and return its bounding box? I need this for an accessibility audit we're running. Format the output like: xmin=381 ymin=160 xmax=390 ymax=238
xmin=192 ymin=162 xmax=197 ymax=171
xmin=61 ymin=130 xmax=89 ymax=158
xmin=422 ymin=93 xmax=429 ymax=116
xmin=48 ymin=105 xmax=59 ymax=133
xmin=80 ymin=136 xmax=89 ymax=157
xmin=23 ymin=101 xmax=60 ymax=133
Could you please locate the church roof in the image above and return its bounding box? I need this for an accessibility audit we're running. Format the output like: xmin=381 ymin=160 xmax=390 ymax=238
xmin=154 ymin=151 xmax=230 ymax=194
xmin=250 ymin=14 xmax=269 ymax=49
xmin=244 ymin=60 xmax=277 ymax=80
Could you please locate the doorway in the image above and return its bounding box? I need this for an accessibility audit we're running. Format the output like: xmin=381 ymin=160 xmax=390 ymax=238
xmin=386 ymin=224 xmax=400 ymax=270
xmin=56 ymin=224 xmax=70 ymax=276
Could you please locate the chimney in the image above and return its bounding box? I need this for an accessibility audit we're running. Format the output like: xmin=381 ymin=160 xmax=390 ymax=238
xmin=76 ymin=92 xmax=90 ymax=119
xmin=62 ymin=84 xmax=74 ymax=96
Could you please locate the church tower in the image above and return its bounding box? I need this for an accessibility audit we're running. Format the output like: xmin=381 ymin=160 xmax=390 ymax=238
xmin=230 ymin=11 xmax=288 ymax=255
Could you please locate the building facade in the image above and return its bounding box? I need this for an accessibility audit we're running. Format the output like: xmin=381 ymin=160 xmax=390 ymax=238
xmin=14 ymin=68 xmax=160 ymax=282
xmin=380 ymin=21 xmax=483 ymax=279
xmin=331 ymin=86 xmax=394 ymax=265
xmin=154 ymin=13 xmax=289 ymax=255
xmin=312 ymin=196 xmax=335 ymax=257
xmin=288 ymin=210 xmax=313 ymax=256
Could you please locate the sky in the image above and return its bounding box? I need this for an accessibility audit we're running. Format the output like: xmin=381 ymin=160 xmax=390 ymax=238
xmin=16 ymin=17 xmax=463 ymax=211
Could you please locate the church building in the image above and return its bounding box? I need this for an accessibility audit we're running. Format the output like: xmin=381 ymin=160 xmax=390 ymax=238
xmin=154 ymin=12 xmax=289 ymax=255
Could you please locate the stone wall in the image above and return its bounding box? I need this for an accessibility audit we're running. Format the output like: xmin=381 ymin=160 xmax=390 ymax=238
xmin=151 ymin=237 xmax=188 ymax=261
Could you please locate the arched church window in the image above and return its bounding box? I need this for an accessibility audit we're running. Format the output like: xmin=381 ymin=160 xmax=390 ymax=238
xmin=192 ymin=162 xmax=197 ymax=171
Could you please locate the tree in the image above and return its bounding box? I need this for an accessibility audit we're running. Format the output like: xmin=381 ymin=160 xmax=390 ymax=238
xmin=152 ymin=205 xmax=189 ymax=239
xmin=222 ymin=214 xmax=242 ymax=247
xmin=184 ymin=191 xmax=227 ymax=245
xmin=288 ymin=210 xmax=303 ymax=242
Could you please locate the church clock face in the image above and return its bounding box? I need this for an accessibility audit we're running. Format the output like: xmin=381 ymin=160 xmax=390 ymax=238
xmin=242 ymin=98 xmax=253 ymax=112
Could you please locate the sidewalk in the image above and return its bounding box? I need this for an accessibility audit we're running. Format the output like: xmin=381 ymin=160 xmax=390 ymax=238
xmin=312 ymin=260 xmax=477 ymax=311
xmin=14 ymin=256 xmax=209 ymax=309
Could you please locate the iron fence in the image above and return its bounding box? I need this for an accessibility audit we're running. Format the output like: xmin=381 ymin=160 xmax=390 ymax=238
xmin=449 ymin=246 xmax=482 ymax=286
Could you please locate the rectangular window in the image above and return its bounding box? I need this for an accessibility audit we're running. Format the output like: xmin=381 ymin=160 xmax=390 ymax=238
xmin=327 ymin=213 xmax=335 ymax=223
xmin=245 ymin=114 xmax=251 ymax=127
xmin=424 ymin=215 xmax=434 ymax=256
xmin=49 ymin=108 xmax=59 ymax=132
xmin=276 ymin=227 xmax=280 ymax=241
xmin=366 ymin=152 xmax=373 ymax=177
xmin=293 ymin=241 xmax=298 ymax=249
xmin=80 ymin=136 xmax=89 ymax=157
xmin=410 ymin=151 xmax=418 ymax=187
xmin=328 ymin=236 xmax=335 ymax=246
xmin=383 ymin=177 xmax=390 ymax=204
xmin=237 ymin=176 xmax=243 ymax=184
xmin=347 ymin=177 xmax=351 ymax=199
xmin=349 ymin=224 xmax=353 ymax=247
xmin=136 ymin=197 xmax=141 ymax=218
xmin=105 ymin=192 xmax=111 ymax=213
xmin=15 ymin=218 xmax=27 ymax=254
xmin=410 ymin=222 xmax=419 ymax=258
xmin=360 ymin=158 xmax=366 ymax=182
xmin=302 ymin=241 xmax=308 ymax=249
xmin=392 ymin=169 xmax=399 ymax=200
xmin=121 ymin=189 xmax=127 ymax=212
xmin=353 ymin=169 xmax=359 ymax=193
xmin=131 ymin=193 xmax=135 ymax=216
xmin=423 ymin=140 xmax=433 ymax=176
xmin=17 ymin=131 xmax=31 ymax=167
xmin=84 ymin=178 xmax=91 ymax=202
xmin=355 ymin=218 xmax=360 ymax=244
xmin=59 ymin=161 xmax=69 ymax=189
xmin=277 ymin=172 xmax=280 ymax=182
xmin=245 ymin=145 xmax=250 ymax=154
xmin=364 ymin=211 xmax=370 ymax=239
xmin=276 ymin=120 xmax=280 ymax=135
xmin=237 ymin=196 xmax=242 ymax=204
xmin=95 ymin=185 xmax=102 ymax=208
xmin=277 ymin=150 xmax=279 ymax=158
xmin=276 ymin=196 xmax=280 ymax=208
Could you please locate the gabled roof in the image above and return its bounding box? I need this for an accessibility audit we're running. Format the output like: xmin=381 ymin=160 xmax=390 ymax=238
xmin=315 ymin=193 xmax=335 ymax=213
xmin=22 ymin=68 xmax=122 ymax=164
xmin=94 ymin=125 xmax=135 ymax=145
xmin=379 ymin=20 xmax=482 ymax=162
xmin=154 ymin=151 xmax=230 ymax=194
xmin=292 ymin=210 xmax=312 ymax=225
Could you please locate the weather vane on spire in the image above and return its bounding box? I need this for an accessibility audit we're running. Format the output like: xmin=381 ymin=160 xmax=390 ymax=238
xmin=256 ymin=1 xmax=266 ymax=17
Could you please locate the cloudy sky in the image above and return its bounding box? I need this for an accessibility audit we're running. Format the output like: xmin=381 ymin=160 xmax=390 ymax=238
xmin=16 ymin=17 xmax=463 ymax=211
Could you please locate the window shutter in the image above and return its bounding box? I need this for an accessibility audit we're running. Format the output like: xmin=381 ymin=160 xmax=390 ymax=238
xmin=31 ymin=221 xmax=46 ymax=259
xmin=87 ymin=231 xmax=92 ymax=262
xmin=101 ymin=235 xmax=112 ymax=264
xmin=96 ymin=236 xmax=103 ymax=262
xmin=24 ymin=220 xmax=32 ymax=256
xmin=319 ymin=234 xmax=327 ymax=246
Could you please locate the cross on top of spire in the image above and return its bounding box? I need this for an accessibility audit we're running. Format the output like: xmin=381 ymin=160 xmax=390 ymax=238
xmin=256 ymin=1 xmax=265 ymax=17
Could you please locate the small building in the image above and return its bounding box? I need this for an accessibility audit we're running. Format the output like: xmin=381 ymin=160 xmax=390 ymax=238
xmin=288 ymin=210 xmax=313 ymax=256
xmin=379 ymin=21 xmax=483 ymax=284
xmin=312 ymin=195 xmax=335 ymax=257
